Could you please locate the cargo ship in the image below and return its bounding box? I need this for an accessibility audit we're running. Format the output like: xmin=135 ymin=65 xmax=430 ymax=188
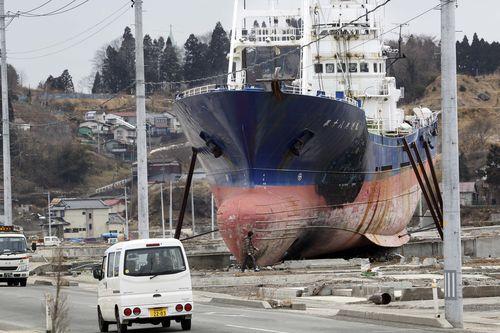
xmin=174 ymin=0 xmax=438 ymax=266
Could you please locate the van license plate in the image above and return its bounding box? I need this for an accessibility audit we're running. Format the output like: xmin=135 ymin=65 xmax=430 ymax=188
xmin=149 ymin=308 xmax=167 ymax=318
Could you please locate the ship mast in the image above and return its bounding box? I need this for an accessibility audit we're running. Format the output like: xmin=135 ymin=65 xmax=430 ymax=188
xmin=301 ymin=0 xmax=313 ymax=93
xmin=228 ymin=0 xmax=240 ymax=85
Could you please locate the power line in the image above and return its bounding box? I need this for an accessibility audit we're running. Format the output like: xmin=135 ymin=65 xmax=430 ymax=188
xmin=18 ymin=0 xmax=55 ymax=15
xmin=10 ymin=0 xmax=131 ymax=55
xmin=10 ymin=5 xmax=131 ymax=60
xmin=18 ymin=0 xmax=91 ymax=17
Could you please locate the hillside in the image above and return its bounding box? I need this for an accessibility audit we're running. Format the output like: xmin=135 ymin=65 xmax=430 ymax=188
xmin=404 ymin=73 xmax=500 ymax=177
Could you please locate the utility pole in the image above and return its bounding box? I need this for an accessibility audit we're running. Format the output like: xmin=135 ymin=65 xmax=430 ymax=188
xmin=441 ymin=0 xmax=463 ymax=328
xmin=0 ymin=0 xmax=12 ymax=226
xmin=191 ymin=183 xmax=195 ymax=235
xmin=47 ymin=192 xmax=52 ymax=238
xmin=134 ymin=0 xmax=149 ymax=239
xmin=160 ymin=183 xmax=165 ymax=238
xmin=211 ymin=193 xmax=215 ymax=240
xmin=124 ymin=186 xmax=129 ymax=240
xmin=169 ymin=179 xmax=173 ymax=237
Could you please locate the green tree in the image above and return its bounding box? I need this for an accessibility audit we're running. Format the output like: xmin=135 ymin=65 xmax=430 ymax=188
xmin=207 ymin=22 xmax=230 ymax=78
xmin=55 ymin=144 xmax=91 ymax=185
xmin=160 ymin=37 xmax=182 ymax=84
xmin=118 ymin=26 xmax=136 ymax=93
xmin=184 ymin=34 xmax=209 ymax=83
xmin=91 ymin=72 xmax=104 ymax=94
xmin=459 ymin=152 xmax=471 ymax=181
xmin=480 ymin=145 xmax=500 ymax=187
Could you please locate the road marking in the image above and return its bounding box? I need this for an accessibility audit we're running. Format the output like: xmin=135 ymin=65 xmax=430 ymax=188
xmin=226 ymin=324 xmax=290 ymax=333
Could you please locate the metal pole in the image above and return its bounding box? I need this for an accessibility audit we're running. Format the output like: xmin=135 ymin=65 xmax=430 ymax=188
xmin=47 ymin=192 xmax=52 ymax=238
xmin=174 ymin=147 xmax=198 ymax=239
xmin=134 ymin=0 xmax=149 ymax=239
xmin=0 ymin=0 xmax=12 ymax=226
xmin=211 ymin=193 xmax=215 ymax=240
xmin=441 ymin=0 xmax=463 ymax=327
xmin=124 ymin=186 xmax=129 ymax=240
xmin=191 ymin=181 xmax=195 ymax=235
xmin=169 ymin=179 xmax=173 ymax=237
xmin=161 ymin=183 xmax=165 ymax=238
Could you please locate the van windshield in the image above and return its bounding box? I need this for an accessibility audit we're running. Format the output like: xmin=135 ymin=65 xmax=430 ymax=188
xmin=124 ymin=246 xmax=186 ymax=277
xmin=0 ymin=237 xmax=27 ymax=254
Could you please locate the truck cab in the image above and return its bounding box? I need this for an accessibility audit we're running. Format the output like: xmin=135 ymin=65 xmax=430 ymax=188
xmin=93 ymin=238 xmax=193 ymax=332
xmin=0 ymin=226 xmax=30 ymax=287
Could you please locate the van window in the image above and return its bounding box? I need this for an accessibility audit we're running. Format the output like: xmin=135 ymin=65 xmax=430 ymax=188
xmin=113 ymin=251 xmax=121 ymax=277
xmin=124 ymin=247 xmax=186 ymax=277
xmin=107 ymin=252 xmax=115 ymax=278
xmin=102 ymin=256 xmax=107 ymax=277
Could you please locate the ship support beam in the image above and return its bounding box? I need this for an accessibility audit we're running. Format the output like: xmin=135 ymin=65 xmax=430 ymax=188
xmin=402 ymin=138 xmax=443 ymax=240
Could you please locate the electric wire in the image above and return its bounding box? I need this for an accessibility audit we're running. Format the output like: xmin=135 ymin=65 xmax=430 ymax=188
xmin=10 ymin=0 xmax=131 ymax=55
xmin=10 ymin=5 xmax=131 ymax=60
xmin=18 ymin=0 xmax=55 ymax=15
xmin=18 ymin=0 xmax=91 ymax=17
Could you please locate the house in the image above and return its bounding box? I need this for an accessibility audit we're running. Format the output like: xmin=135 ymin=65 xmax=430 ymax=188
xmin=104 ymin=139 xmax=135 ymax=160
xmin=107 ymin=213 xmax=126 ymax=235
xmin=85 ymin=110 xmax=106 ymax=123
xmin=148 ymin=112 xmax=182 ymax=136
xmin=104 ymin=198 xmax=126 ymax=215
xmin=50 ymin=198 xmax=111 ymax=239
xmin=113 ymin=123 xmax=136 ymax=144
xmin=460 ymin=182 xmax=477 ymax=206
xmin=112 ymin=112 xmax=137 ymax=126
xmin=78 ymin=121 xmax=111 ymax=136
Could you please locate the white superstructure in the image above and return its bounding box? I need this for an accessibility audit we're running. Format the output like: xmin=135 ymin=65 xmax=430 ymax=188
xmin=226 ymin=0 xmax=422 ymax=133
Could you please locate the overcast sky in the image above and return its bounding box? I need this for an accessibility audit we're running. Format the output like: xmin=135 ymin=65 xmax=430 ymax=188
xmin=5 ymin=0 xmax=497 ymax=91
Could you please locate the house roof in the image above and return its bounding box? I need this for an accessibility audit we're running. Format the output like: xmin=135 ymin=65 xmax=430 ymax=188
xmin=113 ymin=123 xmax=136 ymax=131
xmin=104 ymin=199 xmax=123 ymax=206
xmin=57 ymin=198 xmax=109 ymax=210
xmin=113 ymin=112 xmax=137 ymax=118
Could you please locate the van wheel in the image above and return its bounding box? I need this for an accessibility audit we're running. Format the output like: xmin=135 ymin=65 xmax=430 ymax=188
xmin=20 ymin=279 xmax=27 ymax=287
xmin=98 ymin=307 xmax=109 ymax=332
xmin=181 ymin=318 xmax=191 ymax=331
xmin=161 ymin=320 xmax=170 ymax=327
xmin=7 ymin=281 xmax=13 ymax=287
xmin=115 ymin=309 xmax=128 ymax=333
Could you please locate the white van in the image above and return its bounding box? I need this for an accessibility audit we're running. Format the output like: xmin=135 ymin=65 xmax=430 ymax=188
xmin=93 ymin=238 xmax=193 ymax=332
xmin=43 ymin=236 xmax=61 ymax=247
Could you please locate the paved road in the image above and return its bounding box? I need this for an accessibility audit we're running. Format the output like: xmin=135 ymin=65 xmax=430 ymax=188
xmin=0 ymin=285 xmax=433 ymax=333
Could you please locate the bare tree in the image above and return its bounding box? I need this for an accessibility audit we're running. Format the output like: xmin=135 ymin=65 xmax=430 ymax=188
xmin=50 ymin=249 xmax=70 ymax=333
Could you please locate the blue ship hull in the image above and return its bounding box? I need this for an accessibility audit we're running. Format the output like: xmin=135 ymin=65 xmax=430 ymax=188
xmin=174 ymin=89 xmax=438 ymax=265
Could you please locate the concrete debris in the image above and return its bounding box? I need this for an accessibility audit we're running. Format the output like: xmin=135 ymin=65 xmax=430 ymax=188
xmin=421 ymin=257 xmax=438 ymax=267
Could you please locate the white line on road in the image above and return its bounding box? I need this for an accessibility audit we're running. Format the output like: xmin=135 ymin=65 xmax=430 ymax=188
xmin=226 ymin=324 xmax=290 ymax=333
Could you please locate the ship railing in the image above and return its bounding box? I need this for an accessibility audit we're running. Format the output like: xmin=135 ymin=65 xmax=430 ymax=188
xmin=180 ymin=84 xmax=218 ymax=98
xmin=281 ymin=84 xmax=360 ymax=107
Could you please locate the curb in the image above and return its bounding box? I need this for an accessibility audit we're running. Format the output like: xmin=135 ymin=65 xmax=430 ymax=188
xmin=335 ymin=309 xmax=453 ymax=329
xmin=209 ymin=297 xmax=272 ymax=309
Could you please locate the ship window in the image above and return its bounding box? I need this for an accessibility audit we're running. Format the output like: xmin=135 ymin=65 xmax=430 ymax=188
xmin=374 ymin=63 xmax=378 ymax=73
xmin=379 ymin=63 xmax=383 ymax=72
xmin=360 ymin=62 xmax=369 ymax=73
xmin=381 ymin=165 xmax=393 ymax=171
xmin=337 ymin=63 xmax=346 ymax=73
xmin=314 ymin=63 xmax=323 ymax=73
xmin=349 ymin=63 xmax=358 ymax=73
xmin=325 ymin=63 xmax=335 ymax=73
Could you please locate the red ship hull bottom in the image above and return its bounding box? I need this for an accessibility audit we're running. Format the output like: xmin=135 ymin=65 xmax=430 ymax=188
xmin=214 ymin=166 xmax=421 ymax=266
